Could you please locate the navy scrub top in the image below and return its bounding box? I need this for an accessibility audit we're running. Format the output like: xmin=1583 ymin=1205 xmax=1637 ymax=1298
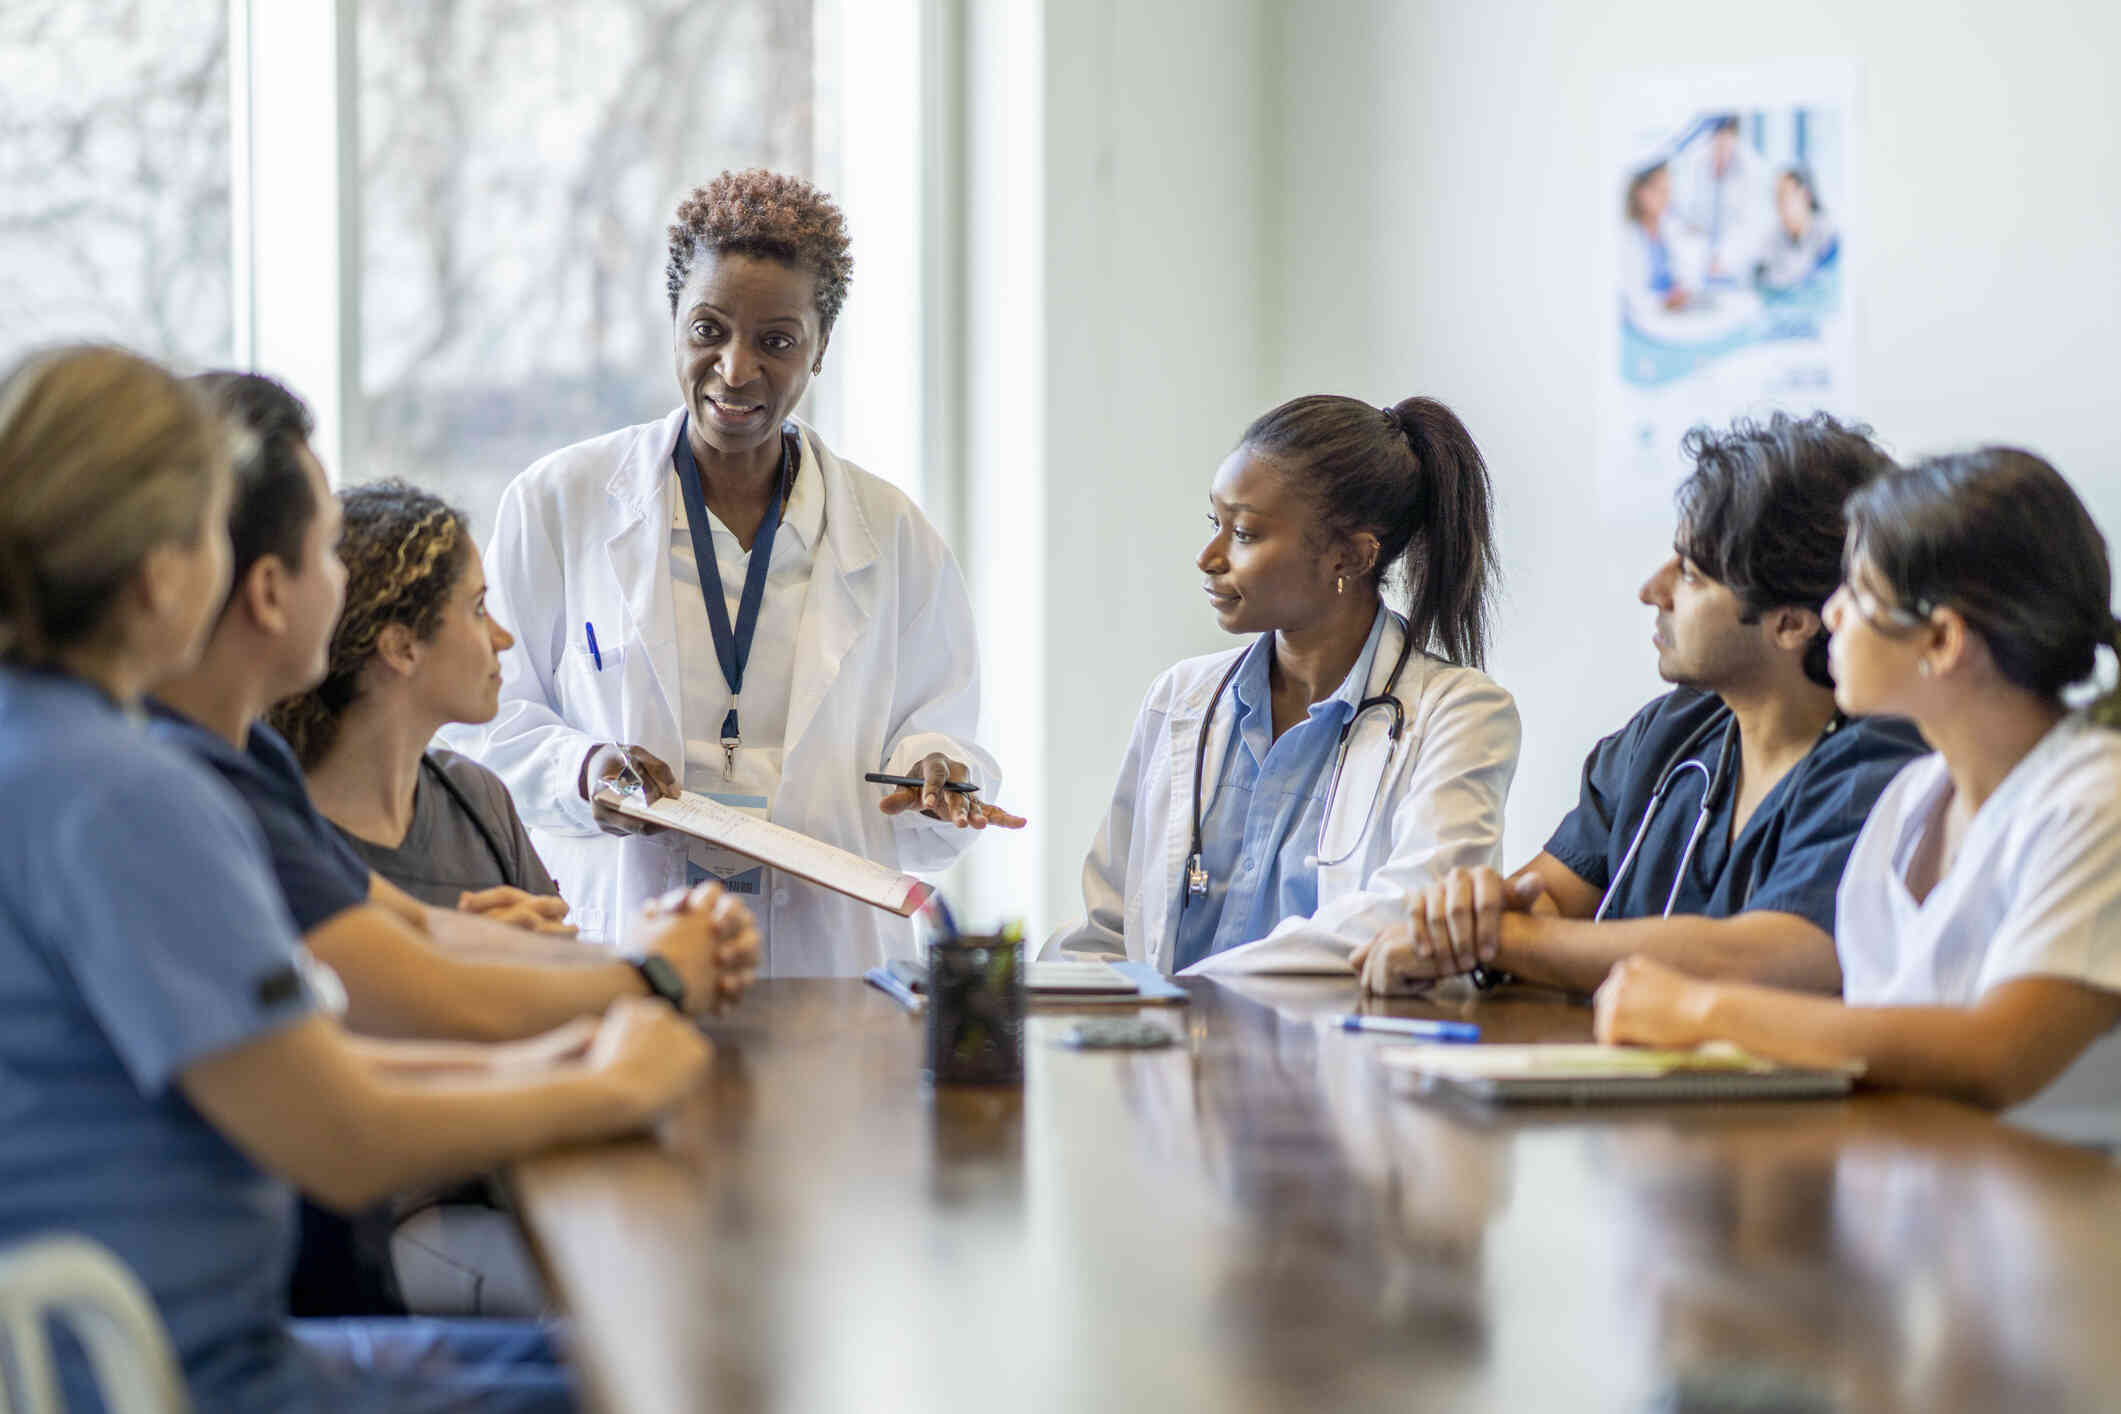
xmin=148 ymin=704 xmax=372 ymax=932
xmin=1543 ymin=687 xmax=1930 ymax=934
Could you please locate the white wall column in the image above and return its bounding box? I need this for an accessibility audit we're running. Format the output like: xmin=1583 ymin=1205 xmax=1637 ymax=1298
xmin=953 ymin=0 xmax=1274 ymax=941
xmin=229 ymin=0 xmax=360 ymax=479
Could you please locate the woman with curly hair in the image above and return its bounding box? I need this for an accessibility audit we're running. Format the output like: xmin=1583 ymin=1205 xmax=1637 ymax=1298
xmin=0 ymin=344 xmax=713 ymax=1413
xmin=271 ymin=481 xmax=569 ymax=933
xmin=449 ymin=169 xmax=1021 ymax=971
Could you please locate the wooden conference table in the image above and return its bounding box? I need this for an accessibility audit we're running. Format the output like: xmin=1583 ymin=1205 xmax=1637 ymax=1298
xmin=511 ymin=977 xmax=2121 ymax=1413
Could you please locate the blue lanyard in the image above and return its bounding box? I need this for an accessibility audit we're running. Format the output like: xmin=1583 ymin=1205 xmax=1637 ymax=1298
xmin=672 ymin=416 xmax=797 ymax=776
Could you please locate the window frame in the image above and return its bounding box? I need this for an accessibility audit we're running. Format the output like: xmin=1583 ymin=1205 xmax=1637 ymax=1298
xmin=229 ymin=0 xmax=945 ymax=518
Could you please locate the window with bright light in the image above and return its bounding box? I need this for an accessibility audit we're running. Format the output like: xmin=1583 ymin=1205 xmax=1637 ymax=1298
xmin=0 ymin=0 xmax=231 ymax=369
xmin=353 ymin=0 xmax=816 ymax=536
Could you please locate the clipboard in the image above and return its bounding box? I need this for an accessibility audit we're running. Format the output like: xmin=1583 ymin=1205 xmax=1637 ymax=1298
xmin=595 ymin=781 xmax=932 ymax=917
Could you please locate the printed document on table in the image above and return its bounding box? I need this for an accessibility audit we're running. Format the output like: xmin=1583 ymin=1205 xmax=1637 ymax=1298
xmin=595 ymin=783 xmax=931 ymax=916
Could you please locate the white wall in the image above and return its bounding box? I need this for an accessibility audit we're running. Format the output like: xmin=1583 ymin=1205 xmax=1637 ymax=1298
xmin=959 ymin=0 xmax=1275 ymax=939
xmin=1270 ymin=0 xmax=2121 ymax=866
xmin=975 ymin=0 xmax=2121 ymax=936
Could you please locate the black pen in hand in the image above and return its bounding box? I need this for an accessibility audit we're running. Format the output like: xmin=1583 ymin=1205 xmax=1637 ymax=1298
xmin=863 ymin=772 xmax=981 ymax=795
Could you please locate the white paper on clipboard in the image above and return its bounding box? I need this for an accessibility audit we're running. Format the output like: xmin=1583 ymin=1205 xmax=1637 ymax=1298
xmin=595 ymin=782 xmax=932 ymax=917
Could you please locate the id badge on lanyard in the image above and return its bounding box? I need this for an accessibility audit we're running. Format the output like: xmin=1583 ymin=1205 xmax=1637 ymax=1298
xmin=672 ymin=415 xmax=797 ymax=778
xmin=672 ymin=415 xmax=796 ymax=899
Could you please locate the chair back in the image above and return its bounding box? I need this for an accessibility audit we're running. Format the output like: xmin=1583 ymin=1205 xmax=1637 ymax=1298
xmin=0 ymin=1237 xmax=189 ymax=1414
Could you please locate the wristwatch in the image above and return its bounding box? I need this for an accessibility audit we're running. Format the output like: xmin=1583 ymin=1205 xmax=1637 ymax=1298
xmin=632 ymin=954 xmax=687 ymax=1011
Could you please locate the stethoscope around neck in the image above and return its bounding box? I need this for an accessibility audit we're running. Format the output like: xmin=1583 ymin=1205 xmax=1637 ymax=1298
xmin=1183 ymin=620 xmax=1418 ymax=908
xmin=1596 ymin=716 xmax=1733 ymax=921
xmin=1595 ymin=708 xmax=1843 ymax=920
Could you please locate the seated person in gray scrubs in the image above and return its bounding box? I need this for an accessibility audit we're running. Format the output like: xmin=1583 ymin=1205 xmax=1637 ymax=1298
xmin=152 ymin=373 xmax=758 ymax=1317
xmin=272 ymin=480 xmax=569 ymax=933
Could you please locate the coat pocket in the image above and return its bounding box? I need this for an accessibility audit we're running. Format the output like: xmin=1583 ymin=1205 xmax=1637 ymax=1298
xmin=554 ymin=641 xmax=628 ymax=738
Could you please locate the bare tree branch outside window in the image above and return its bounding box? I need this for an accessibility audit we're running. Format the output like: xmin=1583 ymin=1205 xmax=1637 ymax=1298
xmin=0 ymin=0 xmax=231 ymax=370
xmin=357 ymin=0 xmax=815 ymax=538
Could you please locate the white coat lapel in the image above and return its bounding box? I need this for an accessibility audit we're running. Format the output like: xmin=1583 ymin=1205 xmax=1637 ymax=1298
xmin=781 ymin=427 xmax=879 ymax=758
xmin=603 ymin=410 xmax=686 ymax=765
xmin=1363 ymin=611 xmax=1411 ymax=700
xmin=1317 ymin=613 xmax=1415 ymax=895
xmin=1156 ymin=648 xmax=1246 ymax=971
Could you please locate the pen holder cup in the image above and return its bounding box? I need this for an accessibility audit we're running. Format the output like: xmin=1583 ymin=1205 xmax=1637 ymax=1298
xmin=924 ymin=935 xmax=1025 ymax=1086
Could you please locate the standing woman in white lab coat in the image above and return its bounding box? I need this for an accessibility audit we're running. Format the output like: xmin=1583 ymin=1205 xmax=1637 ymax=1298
xmin=453 ymin=170 xmax=1022 ymax=974
xmin=1048 ymin=395 xmax=1521 ymax=975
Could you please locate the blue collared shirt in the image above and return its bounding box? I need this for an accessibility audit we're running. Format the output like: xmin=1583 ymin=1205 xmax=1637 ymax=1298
xmin=1171 ymin=607 xmax=1387 ymax=972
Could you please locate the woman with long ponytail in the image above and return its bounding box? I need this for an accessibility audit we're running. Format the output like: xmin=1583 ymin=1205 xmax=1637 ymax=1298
xmin=1046 ymin=393 xmax=1521 ymax=974
xmin=1598 ymin=448 xmax=2121 ymax=1121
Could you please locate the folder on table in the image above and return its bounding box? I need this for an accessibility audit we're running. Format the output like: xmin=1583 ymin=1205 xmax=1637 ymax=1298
xmin=1029 ymin=960 xmax=1188 ymax=1006
xmin=884 ymin=957 xmax=1188 ymax=1006
xmin=1379 ymin=1043 xmax=1860 ymax=1105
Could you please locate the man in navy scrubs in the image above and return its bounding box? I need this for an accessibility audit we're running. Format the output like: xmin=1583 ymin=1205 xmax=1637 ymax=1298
xmin=1354 ymin=412 xmax=1929 ymax=996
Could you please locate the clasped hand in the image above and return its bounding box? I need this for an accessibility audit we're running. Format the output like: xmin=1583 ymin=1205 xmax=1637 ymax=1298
xmin=1350 ymin=866 xmax=1548 ymax=996
xmin=457 ymin=885 xmax=577 ymax=936
xmin=638 ymin=878 xmax=762 ymax=1016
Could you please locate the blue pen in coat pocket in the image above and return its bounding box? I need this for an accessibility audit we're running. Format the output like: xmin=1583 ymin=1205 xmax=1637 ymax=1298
xmin=584 ymin=621 xmax=604 ymax=671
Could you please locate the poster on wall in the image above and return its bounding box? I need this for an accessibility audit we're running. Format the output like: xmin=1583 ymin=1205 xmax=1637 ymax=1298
xmin=1600 ymin=62 xmax=1862 ymax=515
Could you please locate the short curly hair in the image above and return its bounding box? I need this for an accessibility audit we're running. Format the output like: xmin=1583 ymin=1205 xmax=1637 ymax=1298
xmin=1675 ymin=411 xmax=1897 ymax=687
xmin=268 ymin=480 xmax=470 ymax=768
xmin=665 ymin=169 xmax=854 ymax=336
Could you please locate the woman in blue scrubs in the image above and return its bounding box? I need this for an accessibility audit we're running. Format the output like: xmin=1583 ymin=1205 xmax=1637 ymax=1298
xmin=0 ymin=344 xmax=724 ymax=1411
xmin=1047 ymin=393 xmax=1521 ymax=975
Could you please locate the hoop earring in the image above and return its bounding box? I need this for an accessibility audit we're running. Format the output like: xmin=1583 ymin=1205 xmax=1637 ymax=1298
xmin=1336 ymin=576 xmax=1345 ymax=595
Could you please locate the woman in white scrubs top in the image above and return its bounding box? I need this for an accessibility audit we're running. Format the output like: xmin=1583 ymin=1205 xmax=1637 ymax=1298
xmin=454 ymin=171 xmax=1022 ymax=973
xmin=1595 ymin=448 xmax=2121 ymax=1121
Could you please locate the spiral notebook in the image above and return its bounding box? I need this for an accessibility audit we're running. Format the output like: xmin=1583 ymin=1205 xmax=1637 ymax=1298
xmin=1379 ymin=1043 xmax=1860 ymax=1105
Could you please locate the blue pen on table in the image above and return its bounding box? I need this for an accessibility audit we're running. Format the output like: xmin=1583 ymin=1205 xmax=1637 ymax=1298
xmin=863 ymin=967 xmax=925 ymax=1014
xmin=584 ymin=621 xmax=603 ymax=671
xmin=1334 ymin=1014 xmax=1481 ymax=1043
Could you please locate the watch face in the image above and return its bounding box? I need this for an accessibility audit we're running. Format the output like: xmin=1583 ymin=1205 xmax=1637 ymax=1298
xmin=640 ymin=954 xmax=686 ymax=1007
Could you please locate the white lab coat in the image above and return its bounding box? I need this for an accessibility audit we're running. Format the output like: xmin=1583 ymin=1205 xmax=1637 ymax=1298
xmin=1045 ymin=614 xmax=1520 ymax=974
xmin=447 ymin=409 xmax=996 ymax=974
xmin=1674 ymin=140 xmax=1768 ymax=279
